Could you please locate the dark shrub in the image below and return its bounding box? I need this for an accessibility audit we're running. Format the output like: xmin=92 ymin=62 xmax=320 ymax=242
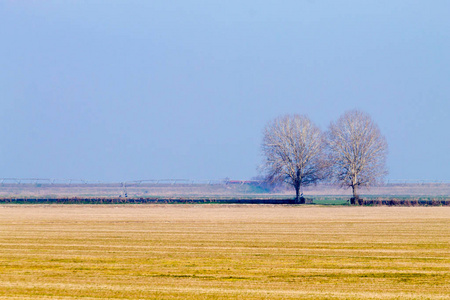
xmin=431 ymin=199 xmax=440 ymax=206
xmin=389 ymin=199 xmax=401 ymax=206
xmin=402 ymin=199 xmax=411 ymax=206
xmin=350 ymin=197 xmax=364 ymax=205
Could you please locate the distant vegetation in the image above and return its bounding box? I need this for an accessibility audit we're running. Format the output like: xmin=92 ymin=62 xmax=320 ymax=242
xmin=0 ymin=182 xmax=449 ymax=205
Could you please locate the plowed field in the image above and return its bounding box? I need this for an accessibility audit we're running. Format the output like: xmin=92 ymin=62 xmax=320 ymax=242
xmin=0 ymin=205 xmax=448 ymax=299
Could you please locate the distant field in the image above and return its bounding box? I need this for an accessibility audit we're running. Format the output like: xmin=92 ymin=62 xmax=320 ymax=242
xmin=1 ymin=182 xmax=450 ymax=200
xmin=0 ymin=205 xmax=448 ymax=299
xmin=1 ymin=182 xmax=449 ymax=205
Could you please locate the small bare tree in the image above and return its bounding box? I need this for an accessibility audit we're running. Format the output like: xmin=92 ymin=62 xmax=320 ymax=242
xmin=326 ymin=110 xmax=388 ymax=204
xmin=261 ymin=115 xmax=327 ymax=203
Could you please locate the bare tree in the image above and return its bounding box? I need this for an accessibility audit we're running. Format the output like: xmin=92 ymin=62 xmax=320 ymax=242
xmin=261 ymin=115 xmax=327 ymax=203
xmin=326 ymin=110 xmax=388 ymax=204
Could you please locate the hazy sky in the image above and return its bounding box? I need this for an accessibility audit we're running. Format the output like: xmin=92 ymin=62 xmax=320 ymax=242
xmin=1 ymin=1 xmax=449 ymax=182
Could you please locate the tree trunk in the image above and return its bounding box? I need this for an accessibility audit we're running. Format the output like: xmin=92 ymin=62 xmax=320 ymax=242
xmin=352 ymin=184 xmax=358 ymax=199
xmin=350 ymin=185 xmax=358 ymax=205
xmin=350 ymin=185 xmax=363 ymax=205
xmin=294 ymin=182 xmax=306 ymax=204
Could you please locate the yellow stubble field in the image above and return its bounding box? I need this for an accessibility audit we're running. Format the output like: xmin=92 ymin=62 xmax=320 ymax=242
xmin=0 ymin=205 xmax=448 ymax=299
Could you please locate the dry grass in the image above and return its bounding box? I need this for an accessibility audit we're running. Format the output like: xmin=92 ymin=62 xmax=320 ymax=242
xmin=0 ymin=205 xmax=448 ymax=299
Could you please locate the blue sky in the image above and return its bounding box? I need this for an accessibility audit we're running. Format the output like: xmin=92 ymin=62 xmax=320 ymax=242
xmin=0 ymin=1 xmax=449 ymax=182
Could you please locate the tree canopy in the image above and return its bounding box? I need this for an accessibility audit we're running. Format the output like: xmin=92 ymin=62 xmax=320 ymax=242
xmin=261 ymin=115 xmax=327 ymax=203
xmin=326 ymin=110 xmax=388 ymax=204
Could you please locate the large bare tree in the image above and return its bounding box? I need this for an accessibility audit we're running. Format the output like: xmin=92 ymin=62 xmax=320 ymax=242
xmin=326 ymin=110 xmax=388 ymax=204
xmin=261 ymin=115 xmax=327 ymax=203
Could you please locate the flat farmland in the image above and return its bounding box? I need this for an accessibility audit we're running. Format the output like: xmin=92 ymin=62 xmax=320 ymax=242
xmin=0 ymin=205 xmax=448 ymax=299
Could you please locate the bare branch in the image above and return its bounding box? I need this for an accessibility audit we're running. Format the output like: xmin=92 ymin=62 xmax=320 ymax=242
xmin=261 ymin=115 xmax=327 ymax=202
xmin=326 ymin=110 xmax=388 ymax=202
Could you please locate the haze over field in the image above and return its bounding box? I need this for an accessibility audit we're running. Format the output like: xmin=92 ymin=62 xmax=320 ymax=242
xmin=1 ymin=1 xmax=449 ymax=182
